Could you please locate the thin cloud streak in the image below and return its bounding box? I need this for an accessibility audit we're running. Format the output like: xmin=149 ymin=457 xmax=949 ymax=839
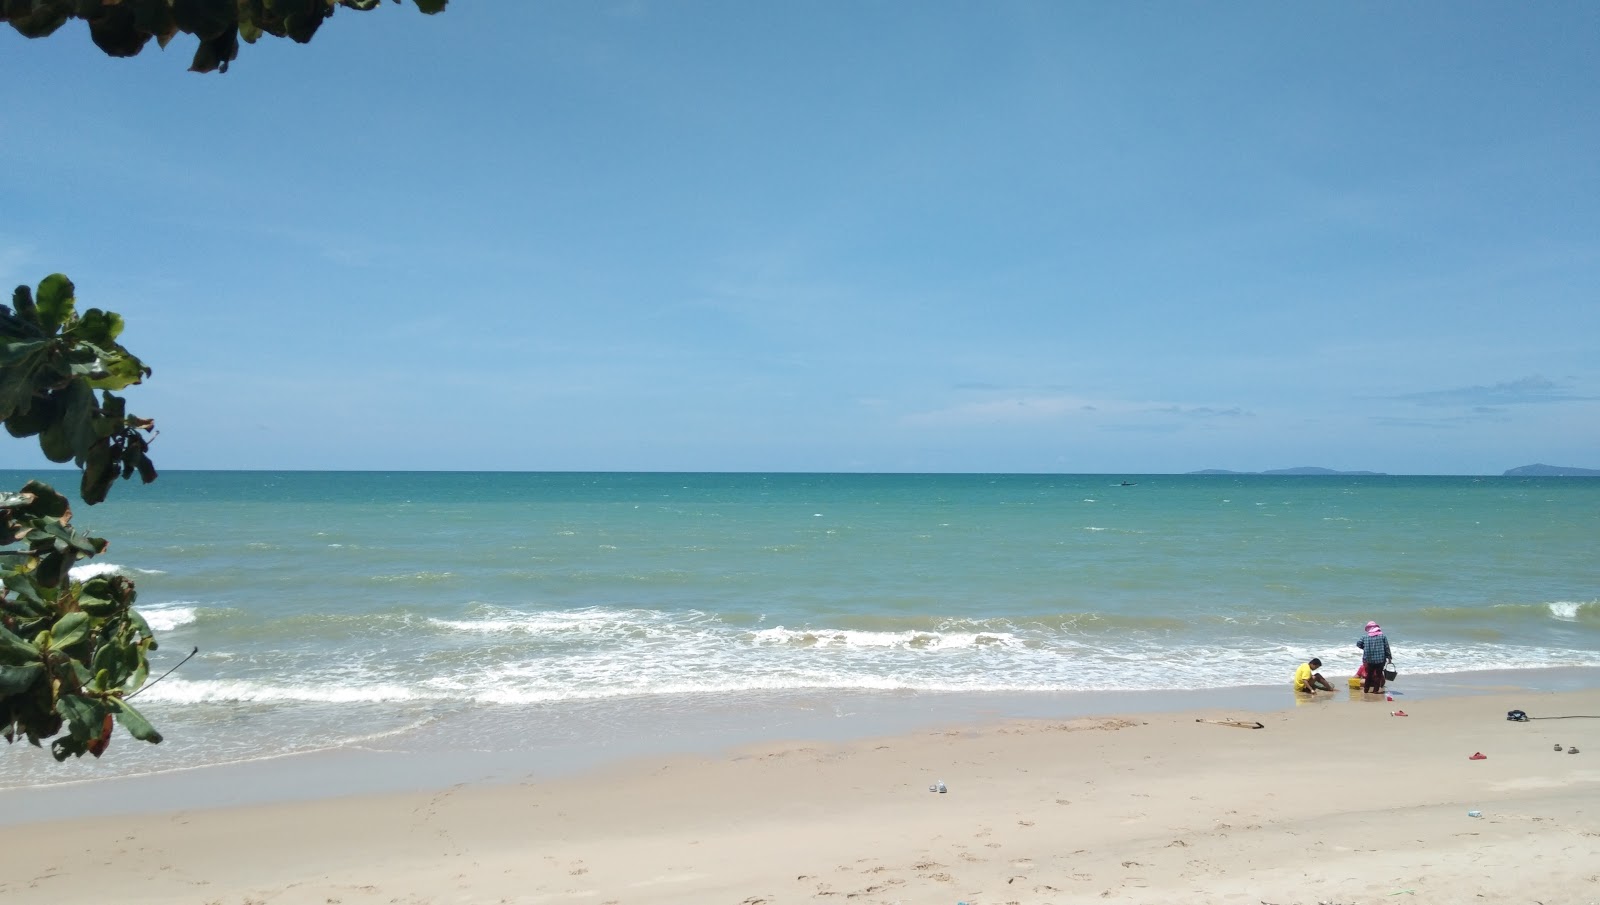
xmin=902 ymin=394 xmax=1254 ymax=428
xmin=1392 ymin=376 xmax=1597 ymax=407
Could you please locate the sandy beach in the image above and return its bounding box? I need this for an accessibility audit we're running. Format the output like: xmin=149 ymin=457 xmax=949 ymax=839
xmin=3 ymin=688 xmax=1597 ymax=905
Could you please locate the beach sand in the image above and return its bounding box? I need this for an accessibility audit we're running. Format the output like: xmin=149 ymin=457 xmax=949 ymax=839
xmin=2 ymin=689 xmax=1597 ymax=904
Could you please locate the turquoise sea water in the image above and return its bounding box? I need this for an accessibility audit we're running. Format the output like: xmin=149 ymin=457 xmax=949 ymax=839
xmin=3 ymin=471 xmax=1598 ymax=789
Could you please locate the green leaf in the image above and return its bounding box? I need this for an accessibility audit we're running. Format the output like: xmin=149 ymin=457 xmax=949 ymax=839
xmin=4 ymin=2 xmax=70 ymax=38
xmin=413 ymin=0 xmax=448 ymax=13
xmin=70 ymin=308 xmax=124 ymax=345
xmin=80 ymin=440 xmax=117 ymax=510
xmin=0 ymin=339 xmax=50 ymax=422
xmin=51 ymin=611 xmax=90 ymax=649
xmin=60 ymin=377 xmax=97 ymax=461
xmin=90 ymin=637 xmax=125 ymax=678
xmin=170 ymin=0 xmax=233 ymax=40
xmin=55 ymin=692 xmax=101 ymax=739
xmin=126 ymin=643 xmax=149 ymax=693
xmin=86 ymin=351 xmax=149 ymax=391
xmin=33 ymin=274 xmax=75 ymax=334
xmin=18 ymin=480 xmax=70 ymax=518
xmin=3 ymin=572 xmax=47 ymax=610
xmin=9 ymin=285 xmax=38 ymax=324
xmin=112 ymin=698 xmax=162 ymax=743
xmin=131 ymin=0 xmax=177 ymax=45
xmin=0 ymin=624 xmax=40 ymax=665
xmin=0 ymin=662 xmax=42 ymax=694
xmin=88 ymin=1 xmax=153 ymax=57
xmin=127 ymin=608 xmax=153 ymax=642
xmin=38 ymin=419 xmax=76 ymax=463
xmin=283 ymin=7 xmax=326 ymax=43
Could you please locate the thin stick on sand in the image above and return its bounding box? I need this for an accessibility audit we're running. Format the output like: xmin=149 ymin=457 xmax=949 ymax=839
xmin=1194 ymin=718 xmax=1265 ymax=729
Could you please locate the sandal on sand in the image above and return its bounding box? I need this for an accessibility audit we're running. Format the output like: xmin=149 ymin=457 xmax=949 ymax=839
xmin=1391 ymin=710 xmax=1408 ymax=717
xmin=1569 ymin=747 xmax=1580 ymax=754
xmin=1556 ymin=743 xmax=1564 ymax=751
xmin=1469 ymin=752 xmax=1487 ymax=760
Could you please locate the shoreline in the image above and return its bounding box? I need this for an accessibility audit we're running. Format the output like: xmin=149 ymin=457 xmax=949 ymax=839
xmin=2 ymin=666 xmax=1595 ymax=823
xmin=1 ymin=685 xmax=1595 ymax=904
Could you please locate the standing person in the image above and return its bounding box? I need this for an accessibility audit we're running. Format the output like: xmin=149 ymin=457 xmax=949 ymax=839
xmin=1357 ymin=621 xmax=1392 ymax=694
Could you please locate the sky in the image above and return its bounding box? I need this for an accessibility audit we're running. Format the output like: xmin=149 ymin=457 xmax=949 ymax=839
xmin=2 ymin=2 xmax=1597 ymax=475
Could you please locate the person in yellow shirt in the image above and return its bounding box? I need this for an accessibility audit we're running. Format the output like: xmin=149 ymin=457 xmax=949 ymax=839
xmin=1293 ymin=657 xmax=1334 ymax=694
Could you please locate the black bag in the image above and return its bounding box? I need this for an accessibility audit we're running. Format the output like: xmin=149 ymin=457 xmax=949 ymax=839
xmin=1507 ymin=709 xmax=1528 ymax=722
xmin=1383 ymin=664 xmax=1397 ymax=681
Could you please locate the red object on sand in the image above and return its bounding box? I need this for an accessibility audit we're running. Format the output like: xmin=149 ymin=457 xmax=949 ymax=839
xmin=1469 ymin=752 xmax=1487 ymax=760
xmin=1391 ymin=710 xmax=1408 ymax=717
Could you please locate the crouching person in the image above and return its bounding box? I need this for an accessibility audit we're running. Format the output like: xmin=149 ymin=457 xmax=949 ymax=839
xmin=1294 ymin=657 xmax=1334 ymax=694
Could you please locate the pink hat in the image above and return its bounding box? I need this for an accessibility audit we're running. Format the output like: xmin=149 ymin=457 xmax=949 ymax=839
xmin=1365 ymin=621 xmax=1379 ymax=630
xmin=1366 ymin=623 xmax=1383 ymax=637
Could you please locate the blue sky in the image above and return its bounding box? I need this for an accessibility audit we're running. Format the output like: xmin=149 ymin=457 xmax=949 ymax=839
xmin=3 ymin=2 xmax=1597 ymax=474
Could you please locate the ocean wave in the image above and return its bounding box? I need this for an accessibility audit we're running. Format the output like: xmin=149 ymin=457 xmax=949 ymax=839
xmin=427 ymin=606 xmax=719 ymax=640
xmin=1417 ymin=599 xmax=1600 ymax=627
xmin=140 ymin=677 xmax=423 ymax=704
xmin=139 ymin=603 xmax=201 ymax=631
xmin=1546 ymin=600 xmax=1598 ymax=622
xmin=131 ymin=604 xmax=1600 ymax=708
xmin=135 ymin=638 xmax=1600 ymax=706
xmin=68 ymin=561 xmax=166 ymax=580
xmin=368 ymin=571 xmax=458 ymax=584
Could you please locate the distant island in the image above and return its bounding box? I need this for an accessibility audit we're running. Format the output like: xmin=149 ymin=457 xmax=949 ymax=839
xmin=1503 ymin=464 xmax=1600 ymax=477
xmin=1187 ymin=467 xmax=1387 ymax=476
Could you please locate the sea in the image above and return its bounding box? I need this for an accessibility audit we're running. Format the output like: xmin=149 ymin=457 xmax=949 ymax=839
xmin=2 ymin=470 xmax=1598 ymax=803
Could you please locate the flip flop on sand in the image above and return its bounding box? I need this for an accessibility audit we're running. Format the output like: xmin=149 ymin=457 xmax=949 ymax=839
xmin=1555 ymin=743 xmax=1564 ymax=751
xmin=1469 ymin=752 xmax=1487 ymax=760
xmin=1569 ymin=747 xmax=1580 ymax=754
xmin=1390 ymin=710 xmax=1408 ymax=717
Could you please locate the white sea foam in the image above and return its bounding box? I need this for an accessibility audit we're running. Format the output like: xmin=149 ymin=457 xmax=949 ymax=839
xmin=69 ymin=562 xmax=123 ymax=580
xmin=67 ymin=562 xmax=166 ymax=580
xmin=751 ymin=625 xmax=1024 ymax=650
xmin=428 ymin=606 xmax=710 ymax=638
xmin=139 ymin=677 xmax=422 ymax=704
xmin=127 ymin=634 xmax=1600 ymax=709
xmin=140 ymin=604 xmax=200 ymax=631
xmin=1547 ymin=600 xmax=1594 ymax=622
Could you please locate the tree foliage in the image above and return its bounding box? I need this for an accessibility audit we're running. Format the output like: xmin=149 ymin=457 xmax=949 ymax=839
xmin=3 ymin=0 xmax=447 ymax=72
xmin=2 ymin=275 xmax=155 ymax=507
xmin=1 ymin=274 xmax=163 ymax=760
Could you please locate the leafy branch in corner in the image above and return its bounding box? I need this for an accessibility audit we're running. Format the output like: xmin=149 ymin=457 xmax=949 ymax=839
xmin=0 ymin=274 xmax=165 ymax=760
xmin=3 ymin=0 xmax=448 ymax=73
xmin=2 ymin=274 xmax=155 ymax=506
